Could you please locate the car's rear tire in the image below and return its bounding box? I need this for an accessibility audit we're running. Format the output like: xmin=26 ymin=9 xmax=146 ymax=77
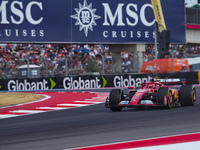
xmin=109 ymin=89 xmax=123 ymax=111
xmin=180 ymin=85 xmax=196 ymax=106
xmin=157 ymin=87 xmax=172 ymax=109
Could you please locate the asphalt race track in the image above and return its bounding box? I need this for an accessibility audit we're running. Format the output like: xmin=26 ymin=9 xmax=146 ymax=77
xmin=0 ymin=87 xmax=200 ymax=150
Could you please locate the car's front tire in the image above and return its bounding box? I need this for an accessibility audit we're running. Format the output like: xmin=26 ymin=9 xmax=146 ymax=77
xmin=157 ymin=87 xmax=172 ymax=109
xmin=109 ymin=89 xmax=123 ymax=111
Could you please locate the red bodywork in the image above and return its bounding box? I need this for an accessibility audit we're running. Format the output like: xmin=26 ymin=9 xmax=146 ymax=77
xmin=105 ymin=79 xmax=196 ymax=110
xmin=121 ymin=82 xmax=179 ymax=107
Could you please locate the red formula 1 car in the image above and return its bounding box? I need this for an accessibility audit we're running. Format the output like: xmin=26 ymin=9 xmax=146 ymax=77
xmin=105 ymin=79 xmax=196 ymax=111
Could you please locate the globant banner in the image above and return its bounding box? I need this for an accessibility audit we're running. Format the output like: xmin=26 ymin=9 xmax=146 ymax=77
xmin=0 ymin=75 xmax=152 ymax=91
xmin=0 ymin=0 xmax=185 ymax=43
xmin=0 ymin=72 xmax=198 ymax=91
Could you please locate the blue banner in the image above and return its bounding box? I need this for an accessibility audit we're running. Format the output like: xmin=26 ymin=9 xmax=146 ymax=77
xmin=0 ymin=0 xmax=185 ymax=43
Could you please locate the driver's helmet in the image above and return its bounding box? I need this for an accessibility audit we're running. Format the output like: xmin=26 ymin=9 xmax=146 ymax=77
xmin=148 ymin=84 xmax=154 ymax=88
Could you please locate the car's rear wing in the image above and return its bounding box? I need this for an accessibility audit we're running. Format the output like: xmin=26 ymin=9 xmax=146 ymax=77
xmin=156 ymin=78 xmax=186 ymax=85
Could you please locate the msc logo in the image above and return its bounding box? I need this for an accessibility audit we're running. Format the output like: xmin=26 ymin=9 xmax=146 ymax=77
xmin=81 ymin=11 xmax=91 ymax=24
xmin=71 ymin=0 xmax=101 ymax=37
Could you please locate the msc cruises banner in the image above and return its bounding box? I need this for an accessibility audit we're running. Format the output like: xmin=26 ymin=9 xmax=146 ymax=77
xmin=0 ymin=0 xmax=185 ymax=43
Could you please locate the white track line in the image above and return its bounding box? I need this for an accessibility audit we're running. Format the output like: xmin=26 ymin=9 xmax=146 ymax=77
xmin=122 ymin=141 xmax=200 ymax=150
xmin=10 ymin=110 xmax=45 ymax=114
xmin=0 ymin=114 xmax=19 ymax=118
xmin=74 ymin=101 xmax=102 ymax=104
xmin=57 ymin=104 xmax=87 ymax=107
xmin=37 ymin=107 xmax=69 ymax=110
xmin=92 ymin=97 xmax=107 ymax=98
xmin=85 ymin=99 xmax=104 ymax=102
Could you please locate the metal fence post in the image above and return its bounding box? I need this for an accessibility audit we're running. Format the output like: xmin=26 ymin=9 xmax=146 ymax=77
xmin=154 ymin=22 xmax=158 ymax=59
xmin=131 ymin=51 xmax=140 ymax=73
xmin=25 ymin=57 xmax=30 ymax=78
xmin=64 ymin=55 xmax=68 ymax=76
xmin=169 ymin=51 xmax=174 ymax=72
xmin=100 ymin=53 xmax=105 ymax=75
xmin=112 ymin=58 xmax=117 ymax=74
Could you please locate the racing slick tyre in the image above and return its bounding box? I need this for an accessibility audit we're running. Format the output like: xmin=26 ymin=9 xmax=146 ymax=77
xmin=157 ymin=87 xmax=172 ymax=109
xmin=180 ymin=85 xmax=196 ymax=106
xmin=109 ymin=89 xmax=123 ymax=111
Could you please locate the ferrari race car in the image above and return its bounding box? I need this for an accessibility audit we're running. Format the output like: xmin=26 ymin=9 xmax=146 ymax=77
xmin=105 ymin=79 xmax=196 ymax=111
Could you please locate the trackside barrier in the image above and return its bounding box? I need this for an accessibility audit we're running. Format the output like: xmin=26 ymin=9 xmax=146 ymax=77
xmin=0 ymin=71 xmax=199 ymax=92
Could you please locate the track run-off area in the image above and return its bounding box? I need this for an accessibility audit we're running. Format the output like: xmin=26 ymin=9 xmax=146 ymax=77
xmin=0 ymin=92 xmax=108 ymax=119
xmin=0 ymin=87 xmax=200 ymax=150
